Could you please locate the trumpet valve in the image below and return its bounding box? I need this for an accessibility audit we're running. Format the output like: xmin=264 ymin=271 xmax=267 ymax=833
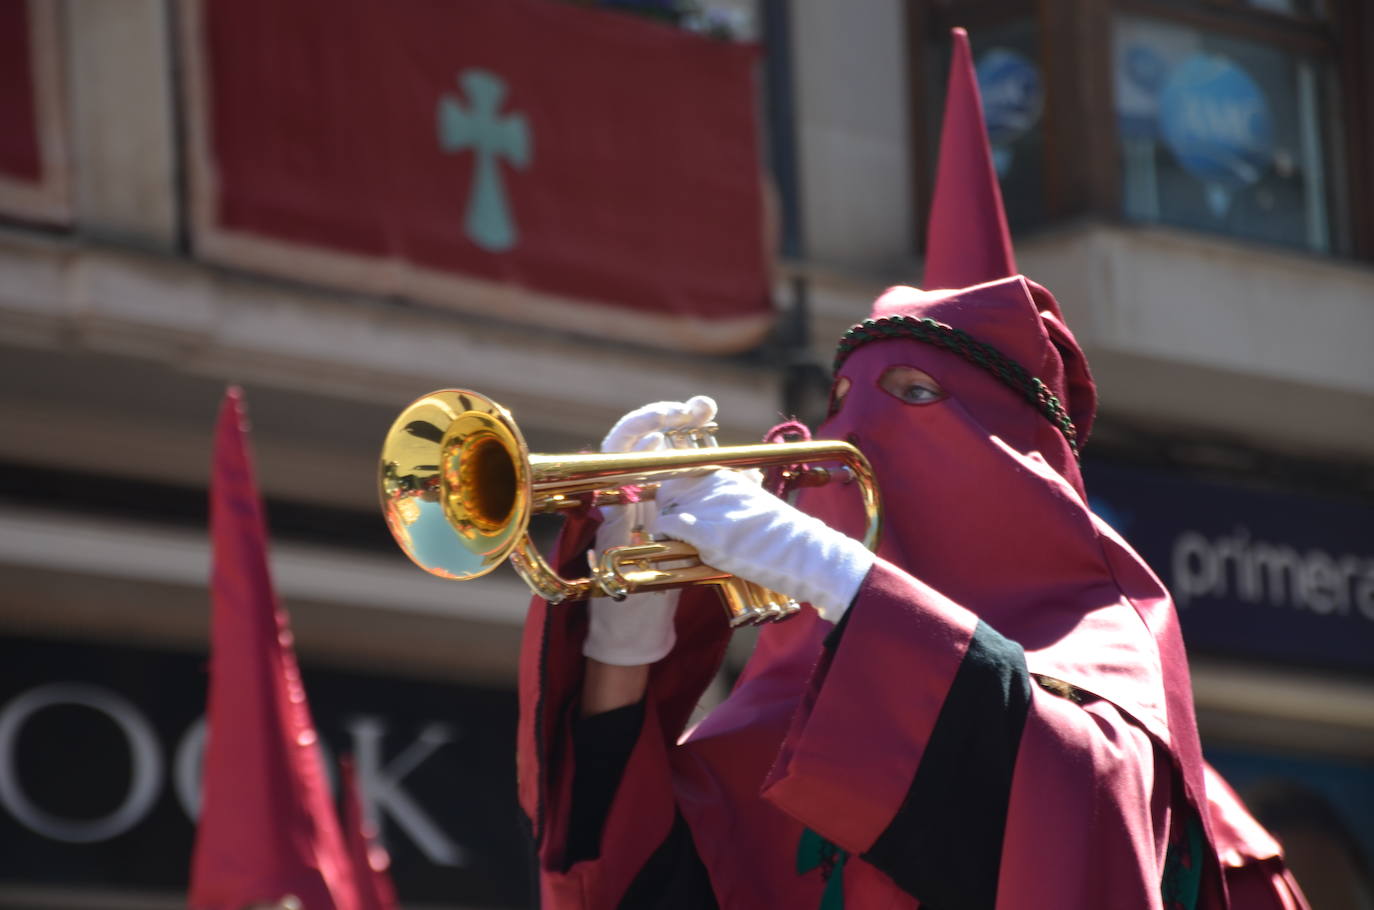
xmin=719 ymin=578 xmax=801 ymax=627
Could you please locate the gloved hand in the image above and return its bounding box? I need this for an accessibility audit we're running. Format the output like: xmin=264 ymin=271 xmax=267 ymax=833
xmin=651 ymin=469 xmax=874 ymax=623
xmin=582 ymin=396 xmax=718 ymax=666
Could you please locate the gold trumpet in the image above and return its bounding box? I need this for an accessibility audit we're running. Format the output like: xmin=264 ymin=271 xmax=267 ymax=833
xmin=378 ymin=389 xmax=881 ymax=626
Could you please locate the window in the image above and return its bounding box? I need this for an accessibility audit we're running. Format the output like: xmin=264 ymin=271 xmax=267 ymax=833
xmin=910 ymin=0 xmax=1357 ymax=258
xmin=1114 ymin=15 xmax=1339 ymax=252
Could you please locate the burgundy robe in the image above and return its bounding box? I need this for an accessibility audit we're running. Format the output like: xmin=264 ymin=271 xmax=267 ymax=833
xmin=519 ymin=520 xmax=1203 ymax=909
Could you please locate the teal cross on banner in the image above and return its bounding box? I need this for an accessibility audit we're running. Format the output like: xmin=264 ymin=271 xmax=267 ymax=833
xmin=437 ymin=69 xmax=532 ymax=253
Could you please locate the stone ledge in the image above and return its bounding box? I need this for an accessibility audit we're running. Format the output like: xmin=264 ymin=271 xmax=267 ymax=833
xmin=0 ymin=232 xmax=784 ymax=442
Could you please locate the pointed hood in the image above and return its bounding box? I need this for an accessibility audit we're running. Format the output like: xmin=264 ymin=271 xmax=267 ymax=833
xmin=923 ymin=28 xmax=1017 ymax=290
xmin=190 ymin=388 xmax=360 ymax=910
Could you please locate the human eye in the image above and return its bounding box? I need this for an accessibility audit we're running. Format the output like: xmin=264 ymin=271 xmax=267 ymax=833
xmin=900 ymin=384 xmax=941 ymax=404
xmin=879 ymin=366 xmax=945 ymax=406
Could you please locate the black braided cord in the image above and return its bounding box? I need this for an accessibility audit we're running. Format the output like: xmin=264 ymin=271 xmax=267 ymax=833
xmin=834 ymin=315 xmax=1080 ymax=456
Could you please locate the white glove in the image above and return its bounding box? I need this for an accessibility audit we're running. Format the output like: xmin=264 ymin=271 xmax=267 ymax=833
xmin=651 ymin=469 xmax=874 ymax=623
xmin=582 ymin=397 xmax=717 ymax=666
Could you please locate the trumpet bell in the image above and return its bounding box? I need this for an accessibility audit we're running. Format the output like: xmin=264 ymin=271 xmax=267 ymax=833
xmin=379 ymin=389 xmax=531 ymax=580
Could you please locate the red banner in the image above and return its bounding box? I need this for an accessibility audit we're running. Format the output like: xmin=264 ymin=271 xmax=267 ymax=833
xmin=185 ymin=0 xmax=773 ymax=352
xmin=0 ymin=2 xmax=40 ymax=183
xmin=0 ymin=0 xmax=68 ymax=223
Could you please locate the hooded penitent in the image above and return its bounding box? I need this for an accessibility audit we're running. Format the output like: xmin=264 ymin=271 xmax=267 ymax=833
xmin=515 ymin=27 xmax=1303 ymax=910
xmin=897 ymin=26 xmax=1299 ymax=909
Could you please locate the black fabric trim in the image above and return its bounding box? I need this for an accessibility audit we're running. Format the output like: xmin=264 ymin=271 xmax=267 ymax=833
xmin=862 ymin=620 xmax=1032 ymax=910
xmin=517 ymin=808 xmax=541 ymax=910
xmin=565 ymin=701 xmax=646 ymax=866
xmin=618 ymin=811 xmax=718 ymax=909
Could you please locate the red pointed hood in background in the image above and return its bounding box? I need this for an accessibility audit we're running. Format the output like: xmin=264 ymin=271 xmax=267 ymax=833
xmin=189 ymin=387 xmax=360 ymax=910
xmin=923 ymin=27 xmax=1017 ymax=290
xmin=340 ymin=756 xmax=401 ymax=910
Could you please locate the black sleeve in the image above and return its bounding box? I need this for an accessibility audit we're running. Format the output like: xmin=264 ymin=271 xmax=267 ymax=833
xmin=617 ymin=812 xmax=718 ymax=909
xmin=565 ymin=701 xmax=718 ymax=907
xmin=565 ymin=701 xmax=645 ymax=865
xmin=859 ymin=619 xmax=1033 ymax=910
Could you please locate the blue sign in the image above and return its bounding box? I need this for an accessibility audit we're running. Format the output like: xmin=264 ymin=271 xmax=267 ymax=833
xmin=1085 ymin=460 xmax=1374 ymax=675
xmin=976 ymin=49 xmax=1043 ymax=147
xmin=1158 ymin=54 xmax=1274 ymax=191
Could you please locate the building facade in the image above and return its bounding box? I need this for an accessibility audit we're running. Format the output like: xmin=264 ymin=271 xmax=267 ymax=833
xmin=0 ymin=0 xmax=1370 ymax=906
